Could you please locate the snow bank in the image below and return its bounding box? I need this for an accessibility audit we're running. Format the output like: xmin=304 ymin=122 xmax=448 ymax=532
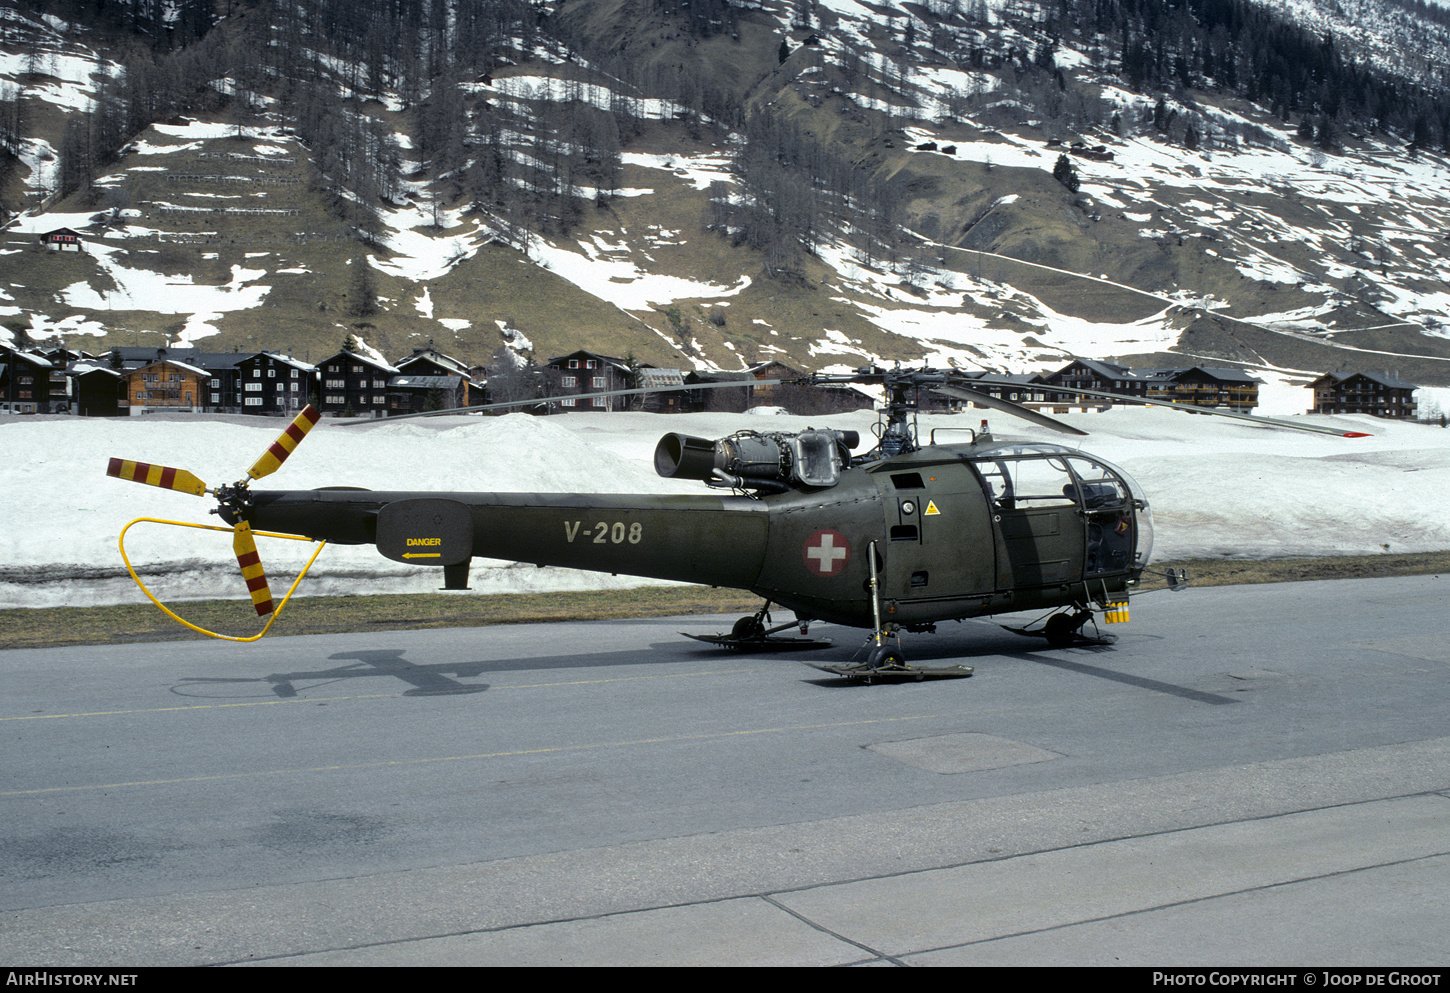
xmin=4 ymin=407 xmax=1450 ymax=610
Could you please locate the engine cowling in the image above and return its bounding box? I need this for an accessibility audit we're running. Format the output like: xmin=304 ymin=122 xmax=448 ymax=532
xmin=654 ymin=429 xmax=859 ymax=491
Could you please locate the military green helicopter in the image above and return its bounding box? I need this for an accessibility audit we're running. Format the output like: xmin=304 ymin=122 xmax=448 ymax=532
xmin=105 ymin=367 xmax=1369 ymax=680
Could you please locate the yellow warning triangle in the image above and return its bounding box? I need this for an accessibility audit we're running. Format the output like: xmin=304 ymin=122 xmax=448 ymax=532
xmin=924 ymin=500 xmax=941 ymax=516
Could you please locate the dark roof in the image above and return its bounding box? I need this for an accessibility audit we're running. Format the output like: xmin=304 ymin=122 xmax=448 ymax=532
xmin=747 ymin=361 xmax=806 ymax=378
xmin=397 ymin=347 xmax=471 ymax=376
xmin=1144 ymin=366 xmax=1262 ymax=384
xmin=1049 ymin=358 xmax=1138 ymax=380
xmin=2 ymin=347 xmax=56 ymax=368
xmin=1344 ymin=371 xmax=1418 ymax=390
xmin=128 ymin=358 xmax=211 ymax=378
xmin=319 ymin=350 xmax=400 ymax=374
xmin=546 ymin=350 xmax=631 ymax=371
xmin=237 ymin=350 xmax=315 ymax=372
xmin=1190 ymin=366 xmax=1263 ymax=384
xmin=638 ymin=368 xmax=685 ymax=387
xmin=108 ymin=347 xmax=254 ymax=371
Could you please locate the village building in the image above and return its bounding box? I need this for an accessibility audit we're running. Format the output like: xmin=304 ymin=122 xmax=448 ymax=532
xmin=636 ymin=367 xmax=687 ymax=413
xmin=70 ymin=363 xmax=125 ymax=416
xmin=0 ymin=345 xmax=66 ymax=413
xmin=544 ymin=350 xmax=633 ymax=411
xmin=683 ymin=370 xmax=754 ymax=412
xmin=1157 ymin=367 xmax=1261 ymax=410
xmin=745 ymin=361 xmax=878 ymax=414
xmin=387 ymin=374 xmax=470 ymax=414
xmin=745 ymin=361 xmax=804 ymax=406
xmin=122 ymin=358 xmax=211 ymax=413
xmin=316 ymin=350 xmax=399 ymax=417
xmin=1042 ymin=359 xmax=1149 ymax=408
xmin=234 ymin=351 xmax=316 ymax=415
xmin=395 ymin=346 xmax=480 ymax=407
xmin=107 ymin=347 xmax=256 ymax=412
xmin=39 ymin=227 xmax=84 ymax=251
xmin=964 ymin=372 xmax=1052 ymax=408
xmin=1308 ymin=372 xmax=1418 ymax=418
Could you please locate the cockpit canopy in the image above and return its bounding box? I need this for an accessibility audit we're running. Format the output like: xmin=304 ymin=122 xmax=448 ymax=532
xmin=969 ymin=444 xmax=1154 ymax=570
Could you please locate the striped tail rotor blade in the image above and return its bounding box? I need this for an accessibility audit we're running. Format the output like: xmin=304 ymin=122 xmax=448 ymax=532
xmin=106 ymin=458 xmax=208 ymax=496
xmin=246 ymin=405 xmax=321 ymax=481
xmin=232 ymin=522 xmax=275 ymax=617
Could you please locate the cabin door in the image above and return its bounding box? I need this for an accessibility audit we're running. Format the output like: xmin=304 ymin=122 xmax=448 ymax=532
xmin=976 ymin=455 xmax=1086 ymax=588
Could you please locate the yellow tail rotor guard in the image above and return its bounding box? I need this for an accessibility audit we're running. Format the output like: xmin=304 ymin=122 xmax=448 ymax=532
xmin=118 ymin=517 xmax=327 ymax=642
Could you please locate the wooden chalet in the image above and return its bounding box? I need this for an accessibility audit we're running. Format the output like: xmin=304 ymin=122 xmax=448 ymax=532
xmin=122 ymin=358 xmax=210 ymax=412
xmin=1308 ymin=372 xmax=1417 ymax=418
xmin=961 ymin=372 xmax=1051 ymax=408
xmin=746 ymin=361 xmax=804 ymax=405
xmin=395 ymin=346 xmax=479 ymax=406
xmin=1042 ymin=359 xmax=1147 ymax=408
xmin=387 ymin=374 xmax=466 ymax=414
xmin=317 ymin=350 xmax=399 ymax=417
xmin=0 ymin=345 xmax=66 ymax=413
xmin=684 ymin=370 xmax=754 ymax=412
xmin=71 ymin=363 xmax=125 ymax=416
xmin=234 ymin=351 xmax=316 ymax=415
xmin=636 ymin=367 xmax=686 ymax=413
xmin=1156 ymin=367 xmax=1261 ymax=411
xmin=544 ymin=350 xmax=632 ymax=411
xmin=746 ymin=361 xmax=877 ymax=415
xmin=39 ymin=227 xmax=84 ymax=251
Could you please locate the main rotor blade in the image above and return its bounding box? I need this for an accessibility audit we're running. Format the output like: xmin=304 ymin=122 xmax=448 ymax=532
xmin=331 ymin=380 xmax=785 ymax=426
xmin=106 ymin=459 xmax=208 ymax=496
xmin=247 ymin=405 xmax=321 ymax=480
xmin=974 ymin=380 xmax=1374 ymax=438
xmin=931 ymin=385 xmax=1090 ymax=436
xmin=232 ymin=521 xmax=274 ymax=616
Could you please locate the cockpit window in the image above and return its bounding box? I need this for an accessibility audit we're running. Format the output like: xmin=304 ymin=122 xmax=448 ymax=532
xmin=1010 ymin=457 xmax=1077 ymax=508
xmin=1066 ymin=457 xmax=1135 ymax=575
xmin=973 ymin=456 xmax=1076 ymax=509
xmin=1064 ymin=457 xmax=1129 ymax=508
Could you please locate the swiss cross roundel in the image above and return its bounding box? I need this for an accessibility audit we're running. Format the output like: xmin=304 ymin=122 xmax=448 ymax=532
xmin=803 ymin=529 xmax=851 ymax=577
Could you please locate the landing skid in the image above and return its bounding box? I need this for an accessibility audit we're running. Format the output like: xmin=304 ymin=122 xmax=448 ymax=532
xmin=682 ymin=632 xmax=833 ymax=652
xmin=804 ymin=660 xmax=974 ymax=682
xmin=685 ymin=601 xmax=832 ymax=652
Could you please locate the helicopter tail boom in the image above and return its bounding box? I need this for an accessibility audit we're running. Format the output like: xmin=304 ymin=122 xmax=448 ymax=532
xmin=242 ymin=490 xmax=772 ymax=591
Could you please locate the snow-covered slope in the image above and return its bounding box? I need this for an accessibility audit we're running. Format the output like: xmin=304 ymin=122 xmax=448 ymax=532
xmin=3 ymin=0 xmax=1450 ymax=389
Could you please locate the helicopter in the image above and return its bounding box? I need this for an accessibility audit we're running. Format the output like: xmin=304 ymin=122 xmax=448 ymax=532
xmin=105 ymin=367 xmax=1371 ymax=680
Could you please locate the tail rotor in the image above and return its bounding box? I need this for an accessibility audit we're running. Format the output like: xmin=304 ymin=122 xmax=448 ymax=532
xmin=107 ymin=405 xmax=322 ymax=622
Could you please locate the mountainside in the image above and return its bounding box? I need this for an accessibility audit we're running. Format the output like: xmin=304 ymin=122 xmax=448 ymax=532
xmin=3 ymin=0 xmax=1450 ymax=396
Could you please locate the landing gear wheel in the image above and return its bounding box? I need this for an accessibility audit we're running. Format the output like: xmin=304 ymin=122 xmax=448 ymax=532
xmin=730 ymin=616 xmax=765 ymax=641
xmin=867 ymin=646 xmax=905 ymax=670
xmin=1044 ymin=610 xmax=1090 ymax=647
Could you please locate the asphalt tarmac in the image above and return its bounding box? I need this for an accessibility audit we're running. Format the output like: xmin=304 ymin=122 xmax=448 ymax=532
xmin=3 ymin=575 xmax=1449 ymax=967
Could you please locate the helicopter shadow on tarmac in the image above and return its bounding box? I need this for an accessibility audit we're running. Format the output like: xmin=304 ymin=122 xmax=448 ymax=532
xmin=171 ymin=639 xmax=767 ymax=700
xmin=171 ymin=649 xmax=494 ymax=699
xmin=167 ymin=619 xmax=1232 ymax=703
